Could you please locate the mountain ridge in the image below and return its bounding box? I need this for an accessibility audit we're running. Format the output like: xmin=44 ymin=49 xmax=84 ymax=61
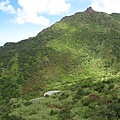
xmin=1 ymin=6 xmax=120 ymax=48
xmin=0 ymin=7 xmax=120 ymax=119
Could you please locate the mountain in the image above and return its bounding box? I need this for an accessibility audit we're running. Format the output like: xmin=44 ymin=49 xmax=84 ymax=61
xmin=0 ymin=7 xmax=120 ymax=119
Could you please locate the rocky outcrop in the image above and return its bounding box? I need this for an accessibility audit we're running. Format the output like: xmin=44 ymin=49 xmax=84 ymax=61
xmin=86 ymin=7 xmax=95 ymax=14
xmin=44 ymin=90 xmax=61 ymax=96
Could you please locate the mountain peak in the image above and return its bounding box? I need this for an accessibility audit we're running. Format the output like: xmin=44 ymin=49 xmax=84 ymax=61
xmin=86 ymin=7 xmax=94 ymax=14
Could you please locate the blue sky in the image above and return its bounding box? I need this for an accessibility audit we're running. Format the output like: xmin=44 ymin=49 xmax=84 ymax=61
xmin=0 ymin=0 xmax=120 ymax=46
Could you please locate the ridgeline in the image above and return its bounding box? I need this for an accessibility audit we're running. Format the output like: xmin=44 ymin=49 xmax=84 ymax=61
xmin=0 ymin=7 xmax=120 ymax=120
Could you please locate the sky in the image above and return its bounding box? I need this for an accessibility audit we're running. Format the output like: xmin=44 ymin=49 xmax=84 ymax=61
xmin=0 ymin=0 xmax=120 ymax=46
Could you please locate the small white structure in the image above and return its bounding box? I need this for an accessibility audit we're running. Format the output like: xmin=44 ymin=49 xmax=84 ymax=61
xmin=44 ymin=90 xmax=61 ymax=96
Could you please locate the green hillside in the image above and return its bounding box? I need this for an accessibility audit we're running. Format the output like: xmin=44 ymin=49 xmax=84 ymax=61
xmin=0 ymin=7 xmax=120 ymax=119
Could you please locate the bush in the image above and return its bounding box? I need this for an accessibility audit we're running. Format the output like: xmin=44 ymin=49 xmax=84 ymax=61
xmin=58 ymin=92 xmax=69 ymax=101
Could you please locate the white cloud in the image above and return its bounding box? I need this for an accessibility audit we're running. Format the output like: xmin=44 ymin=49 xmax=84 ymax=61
xmin=0 ymin=0 xmax=71 ymax=26
xmin=14 ymin=0 xmax=71 ymax=26
xmin=47 ymin=0 xmax=71 ymax=15
xmin=90 ymin=0 xmax=120 ymax=14
xmin=0 ymin=0 xmax=16 ymax=14
xmin=17 ymin=0 xmax=71 ymax=15
xmin=14 ymin=8 xmax=50 ymax=26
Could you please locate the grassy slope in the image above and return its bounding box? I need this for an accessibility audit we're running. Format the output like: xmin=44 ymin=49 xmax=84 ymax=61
xmin=0 ymin=9 xmax=120 ymax=119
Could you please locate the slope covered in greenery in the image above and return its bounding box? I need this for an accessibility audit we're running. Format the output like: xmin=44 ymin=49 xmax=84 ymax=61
xmin=0 ymin=7 xmax=120 ymax=119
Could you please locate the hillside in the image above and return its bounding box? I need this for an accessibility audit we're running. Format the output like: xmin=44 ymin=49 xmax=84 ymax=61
xmin=0 ymin=7 xmax=120 ymax=119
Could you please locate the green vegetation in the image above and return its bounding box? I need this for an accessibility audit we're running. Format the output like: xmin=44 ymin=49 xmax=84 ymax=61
xmin=0 ymin=7 xmax=120 ymax=119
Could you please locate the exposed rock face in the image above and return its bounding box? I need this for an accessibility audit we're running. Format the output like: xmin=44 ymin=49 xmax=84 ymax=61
xmin=44 ymin=90 xmax=61 ymax=96
xmin=86 ymin=7 xmax=94 ymax=14
xmin=30 ymin=97 xmax=44 ymax=103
